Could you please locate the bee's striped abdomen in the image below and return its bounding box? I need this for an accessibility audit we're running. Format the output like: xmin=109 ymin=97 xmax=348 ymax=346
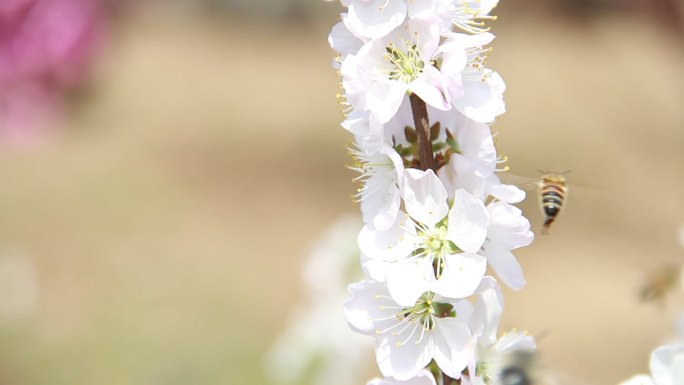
xmin=539 ymin=178 xmax=567 ymax=233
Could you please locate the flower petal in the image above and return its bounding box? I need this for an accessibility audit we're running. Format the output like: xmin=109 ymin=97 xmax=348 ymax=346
xmin=387 ymin=259 xmax=433 ymax=306
xmin=403 ymin=169 xmax=449 ymax=228
xmin=344 ymin=280 xmax=392 ymax=334
xmin=470 ymin=276 xmax=503 ymax=345
xmin=432 ymin=317 xmax=476 ymax=379
xmin=358 ymin=218 xmax=415 ymax=263
xmin=407 ymin=0 xmax=437 ymax=20
xmin=487 ymin=180 xmax=526 ymax=204
xmin=367 ymin=79 xmax=409 ymax=124
xmin=454 ymin=70 xmax=506 ymax=124
xmin=481 ymin=240 xmax=526 ymax=291
xmin=447 ymin=189 xmax=489 ymax=253
xmin=376 ymin=334 xmax=432 ymax=381
xmin=486 ymin=201 xmax=534 ymax=250
xmin=651 ymin=345 xmax=684 ymax=385
xmin=329 ymin=20 xmax=364 ymax=56
xmin=431 ymin=253 xmax=487 ymax=299
xmin=344 ymin=0 xmax=407 ymax=40
xmin=409 ymin=66 xmax=450 ymax=111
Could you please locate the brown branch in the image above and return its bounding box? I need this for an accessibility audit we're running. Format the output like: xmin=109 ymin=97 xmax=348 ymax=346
xmin=409 ymin=93 xmax=436 ymax=172
xmin=442 ymin=372 xmax=458 ymax=385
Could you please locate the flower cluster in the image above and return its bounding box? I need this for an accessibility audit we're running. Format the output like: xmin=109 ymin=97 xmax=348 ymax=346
xmin=329 ymin=1 xmax=536 ymax=383
xmin=0 ymin=0 xmax=106 ymax=143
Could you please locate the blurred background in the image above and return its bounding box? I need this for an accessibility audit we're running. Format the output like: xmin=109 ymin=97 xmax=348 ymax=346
xmin=0 ymin=1 xmax=682 ymax=384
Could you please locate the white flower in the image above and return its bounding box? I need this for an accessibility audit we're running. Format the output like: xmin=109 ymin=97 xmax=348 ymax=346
xmin=342 ymin=0 xmax=407 ymax=40
xmin=350 ymin=143 xmax=405 ymax=231
xmin=480 ymin=201 xmax=534 ymax=290
xmin=620 ymin=345 xmax=684 ymax=385
xmin=359 ymin=169 xmax=489 ymax=305
xmin=346 ymin=19 xmax=450 ymax=123
xmin=345 ymin=280 xmax=476 ymax=380
xmin=441 ymin=32 xmax=505 ymax=124
xmin=368 ymin=370 xmax=437 ymax=385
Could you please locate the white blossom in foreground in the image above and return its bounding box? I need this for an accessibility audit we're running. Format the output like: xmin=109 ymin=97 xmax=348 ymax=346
xmin=359 ymin=171 xmax=489 ymax=305
xmin=345 ymin=280 xmax=477 ymax=380
xmin=348 ymin=19 xmax=450 ymax=123
xmin=619 ymin=345 xmax=684 ymax=385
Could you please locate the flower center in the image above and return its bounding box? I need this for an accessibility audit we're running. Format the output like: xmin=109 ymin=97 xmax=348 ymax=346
xmin=400 ymin=293 xmax=453 ymax=326
xmin=385 ymin=43 xmax=424 ymax=83
xmin=374 ymin=292 xmax=457 ymax=347
xmin=395 ymin=293 xmax=455 ymax=342
xmin=415 ymin=225 xmax=459 ymax=279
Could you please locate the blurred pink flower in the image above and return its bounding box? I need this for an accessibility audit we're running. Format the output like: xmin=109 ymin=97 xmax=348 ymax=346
xmin=0 ymin=0 xmax=106 ymax=144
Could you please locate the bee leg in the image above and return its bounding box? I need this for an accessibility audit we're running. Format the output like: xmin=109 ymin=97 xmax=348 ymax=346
xmin=541 ymin=218 xmax=554 ymax=235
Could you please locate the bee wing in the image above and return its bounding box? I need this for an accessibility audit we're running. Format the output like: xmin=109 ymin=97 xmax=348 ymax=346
xmin=497 ymin=172 xmax=541 ymax=191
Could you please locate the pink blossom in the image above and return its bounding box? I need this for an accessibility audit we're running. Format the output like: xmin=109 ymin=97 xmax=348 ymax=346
xmin=0 ymin=0 xmax=106 ymax=143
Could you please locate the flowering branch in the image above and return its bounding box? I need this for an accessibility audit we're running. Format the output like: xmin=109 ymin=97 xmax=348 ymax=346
xmin=328 ymin=1 xmax=536 ymax=385
xmin=409 ymin=93 xmax=436 ymax=172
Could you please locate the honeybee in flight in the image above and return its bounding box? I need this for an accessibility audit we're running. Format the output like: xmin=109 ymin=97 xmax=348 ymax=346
xmin=501 ymin=170 xmax=571 ymax=234
xmin=536 ymin=171 xmax=570 ymax=234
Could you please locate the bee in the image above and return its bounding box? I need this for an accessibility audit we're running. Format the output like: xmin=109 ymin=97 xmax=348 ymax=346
xmin=536 ymin=171 xmax=570 ymax=235
xmin=500 ymin=351 xmax=536 ymax=385
xmin=499 ymin=350 xmax=562 ymax=385
xmin=640 ymin=263 xmax=682 ymax=303
xmin=500 ymin=169 xmax=575 ymax=234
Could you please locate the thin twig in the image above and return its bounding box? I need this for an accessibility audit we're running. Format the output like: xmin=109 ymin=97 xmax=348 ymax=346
xmin=409 ymin=93 xmax=436 ymax=172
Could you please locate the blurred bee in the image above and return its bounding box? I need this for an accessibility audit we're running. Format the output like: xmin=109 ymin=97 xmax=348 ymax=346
xmin=498 ymin=350 xmax=562 ymax=385
xmin=500 ymin=351 xmax=536 ymax=385
xmin=640 ymin=263 xmax=683 ymax=303
xmin=501 ymin=170 xmax=571 ymax=234
xmin=536 ymin=171 xmax=570 ymax=235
